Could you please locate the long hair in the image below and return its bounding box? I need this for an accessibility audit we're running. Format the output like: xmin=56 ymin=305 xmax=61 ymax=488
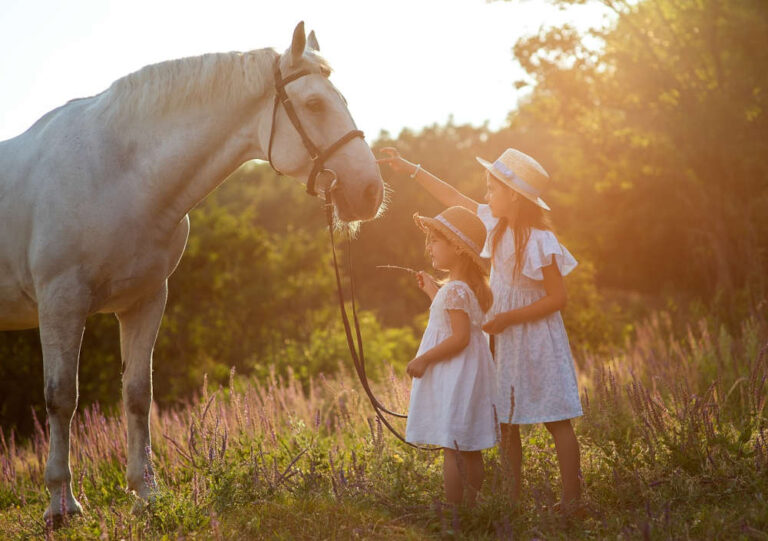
xmin=490 ymin=179 xmax=553 ymax=277
xmin=426 ymin=230 xmax=493 ymax=312
xmin=454 ymin=252 xmax=494 ymax=313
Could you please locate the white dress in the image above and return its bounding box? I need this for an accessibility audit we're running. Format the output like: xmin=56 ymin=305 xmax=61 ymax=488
xmin=477 ymin=204 xmax=583 ymax=425
xmin=405 ymin=280 xmax=498 ymax=451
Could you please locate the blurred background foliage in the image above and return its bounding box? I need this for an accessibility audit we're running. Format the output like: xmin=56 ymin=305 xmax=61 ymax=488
xmin=2 ymin=0 xmax=766 ymax=437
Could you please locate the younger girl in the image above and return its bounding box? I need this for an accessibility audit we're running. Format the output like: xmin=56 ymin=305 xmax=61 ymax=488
xmin=381 ymin=147 xmax=583 ymax=511
xmin=405 ymin=206 xmax=497 ymax=507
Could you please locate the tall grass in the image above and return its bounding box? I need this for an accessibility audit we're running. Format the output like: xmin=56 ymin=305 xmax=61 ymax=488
xmin=1 ymin=307 xmax=766 ymax=539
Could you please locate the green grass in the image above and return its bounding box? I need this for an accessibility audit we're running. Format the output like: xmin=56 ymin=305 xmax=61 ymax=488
xmin=1 ymin=309 xmax=767 ymax=539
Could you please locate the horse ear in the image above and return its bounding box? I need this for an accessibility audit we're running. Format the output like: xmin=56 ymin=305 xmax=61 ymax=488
xmin=290 ymin=21 xmax=306 ymax=64
xmin=307 ymin=30 xmax=320 ymax=52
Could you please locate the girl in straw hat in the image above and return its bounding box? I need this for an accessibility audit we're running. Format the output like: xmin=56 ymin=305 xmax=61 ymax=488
xmin=379 ymin=147 xmax=583 ymax=511
xmin=406 ymin=206 xmax=497 ymax=506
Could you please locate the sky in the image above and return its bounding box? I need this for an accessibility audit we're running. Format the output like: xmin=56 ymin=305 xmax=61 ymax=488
xmin=0 ymin=0 xmax=611 ymax=142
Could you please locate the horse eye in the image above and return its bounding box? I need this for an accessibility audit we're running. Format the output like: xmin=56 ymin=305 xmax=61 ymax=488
xmin=306 ymin=99 xmax=324 ymax=113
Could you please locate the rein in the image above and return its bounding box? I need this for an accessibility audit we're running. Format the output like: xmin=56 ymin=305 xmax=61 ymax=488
xmin=266 ymin=54 xmax=438 ymax=451
xmin=322 ymin=199 xmax=439 ymax=452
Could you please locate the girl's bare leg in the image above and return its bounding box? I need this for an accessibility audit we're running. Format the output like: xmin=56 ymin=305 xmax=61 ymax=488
xmin=443 ymin=448 xmax=485 ymax=506
xmin=443 ymin=448 xmax=463 ymax=504
xmin=499 ymin=423 xmax=522 ymax=502
xmin=460 ymin=450 xmax=485 ymax=506
xmin=544 ymin=419 xmax=581 ymax=505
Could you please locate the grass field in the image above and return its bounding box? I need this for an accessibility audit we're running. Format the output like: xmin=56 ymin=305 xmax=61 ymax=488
xmin=1 ymin=309 xmax=767 ymax=540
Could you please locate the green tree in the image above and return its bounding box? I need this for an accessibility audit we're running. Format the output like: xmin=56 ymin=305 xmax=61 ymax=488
xmin=501 ymin=0 xmax=768 ymax=303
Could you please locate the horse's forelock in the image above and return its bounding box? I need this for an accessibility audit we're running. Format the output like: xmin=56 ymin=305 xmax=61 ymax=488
xmin=307 ymin=51 xmax=333 ymax=76
xmin=280 ymin=47 xmax=333 ymax=78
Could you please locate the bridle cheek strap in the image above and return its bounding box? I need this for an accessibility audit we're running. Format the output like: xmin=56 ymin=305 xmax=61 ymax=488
xmin=267 ymin=57 xmax=365 ymax=197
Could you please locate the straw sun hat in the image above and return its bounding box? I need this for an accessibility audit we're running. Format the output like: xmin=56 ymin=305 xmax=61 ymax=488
xmin=476 ymin=148 xmax=551 ymax=211
xmin=413 ymin=206 xmax=489 ymax=273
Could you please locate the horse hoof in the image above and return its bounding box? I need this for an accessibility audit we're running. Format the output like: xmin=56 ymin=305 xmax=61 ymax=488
xmin=129 ymin=485 xmax=157 ymax=515
xmin=43 ymin=499 xmax=83 ymax=528
xmin=131 ymin=498 xmax=149 ymax=515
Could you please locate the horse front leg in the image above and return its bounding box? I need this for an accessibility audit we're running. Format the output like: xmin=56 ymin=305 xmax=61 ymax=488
xmin=38 ymin=290 xmax=89 ymax=522
xmin=117 ymin=282 xmax=167 ymax=502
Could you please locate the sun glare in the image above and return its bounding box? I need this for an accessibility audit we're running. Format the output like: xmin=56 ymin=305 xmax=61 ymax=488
xmin=0 ymin=0 xmax=610 ymax=142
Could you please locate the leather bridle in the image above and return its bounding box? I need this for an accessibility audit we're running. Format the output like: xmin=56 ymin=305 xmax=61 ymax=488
xmin=267 ymin=56 xmax=365 ymax=197
xmin=267 ymin=55 xmax=439 ymax=451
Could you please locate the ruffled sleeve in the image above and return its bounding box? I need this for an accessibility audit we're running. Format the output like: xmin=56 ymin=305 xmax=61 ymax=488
xmin=441 ymin=281 xmax=483 ymax=326
xmin=521 ymin=229 xmax=578 ymax=280
xmin=476 ymin=204 xmax=498 ymax=258
xmin=443 ymin=282 xmax=472 ymax=314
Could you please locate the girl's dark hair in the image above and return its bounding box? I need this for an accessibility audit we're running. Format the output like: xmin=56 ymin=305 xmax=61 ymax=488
xmin=426 ymin=230 xmax=493 ymax=312
xmin=490 ymin=180 xmax=553 ymax=277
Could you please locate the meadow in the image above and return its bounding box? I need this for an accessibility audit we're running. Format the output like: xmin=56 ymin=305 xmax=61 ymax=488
xmin=1 ymin=0 xmax=766 ymax=538
xmin=1 ymin=304 xmax=766 ymax=540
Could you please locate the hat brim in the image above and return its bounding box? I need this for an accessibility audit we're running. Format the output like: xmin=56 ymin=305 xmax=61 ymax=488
xmin=413 ymin=213 xmax=490 ymax=274
xmin=476 ymin=156 xmax=551 ymax=211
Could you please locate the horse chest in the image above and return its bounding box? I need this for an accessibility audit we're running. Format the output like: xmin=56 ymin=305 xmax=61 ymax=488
xmin=90 ymin=216 xmax=189 ymax=314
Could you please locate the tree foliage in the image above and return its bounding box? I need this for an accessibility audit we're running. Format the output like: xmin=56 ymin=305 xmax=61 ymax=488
xmin=503 ymin=0 xmax=768 ymax=298
xmin=4 ymin=0 xmax=764 ymax=437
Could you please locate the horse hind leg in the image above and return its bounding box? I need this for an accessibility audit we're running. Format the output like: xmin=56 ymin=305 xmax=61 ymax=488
xmin=117 ymin=282 xmax=168 ymax=503
xmin=38 ymin=291 xmax=89 ymax=521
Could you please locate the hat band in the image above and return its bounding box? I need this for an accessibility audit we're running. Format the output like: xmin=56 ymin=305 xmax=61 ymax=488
xmin=435 ymin=215 xmax=481 ymax=254
xmin=492 ymin=160 xmax=541 ymax=197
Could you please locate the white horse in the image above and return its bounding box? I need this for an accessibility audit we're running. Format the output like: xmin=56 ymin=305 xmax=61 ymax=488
xmin=0 ymin=22 xmax=383 ymax=520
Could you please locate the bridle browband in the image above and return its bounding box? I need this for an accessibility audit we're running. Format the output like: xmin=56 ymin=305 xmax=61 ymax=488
xmin=267 ymin=56 xmax=365 ymax=197
xmin=267 ymin=54 xmax=439 ymax=452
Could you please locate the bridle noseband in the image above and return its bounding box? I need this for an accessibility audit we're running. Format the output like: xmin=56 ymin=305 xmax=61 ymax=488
xmin=267 ymin=57 xmax=365 ymax=197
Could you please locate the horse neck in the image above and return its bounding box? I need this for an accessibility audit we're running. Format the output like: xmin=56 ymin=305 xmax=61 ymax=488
xmin=137 ymin=101 xmax=271 ymax=227
xmin=107 ymin=51 xmax=277 ymax=229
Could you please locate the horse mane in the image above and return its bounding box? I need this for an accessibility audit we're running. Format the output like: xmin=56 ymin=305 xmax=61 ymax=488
xmin=96 ymin=48 xmax=282 ymax=123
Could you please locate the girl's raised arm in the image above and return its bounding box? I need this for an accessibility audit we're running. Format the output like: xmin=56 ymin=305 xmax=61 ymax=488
xmin=378 ymin=147 xmax=480 ymax=212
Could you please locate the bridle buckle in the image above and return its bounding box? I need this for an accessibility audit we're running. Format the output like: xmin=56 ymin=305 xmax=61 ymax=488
xmin=317 ymin=168 xmax=338 ymax=194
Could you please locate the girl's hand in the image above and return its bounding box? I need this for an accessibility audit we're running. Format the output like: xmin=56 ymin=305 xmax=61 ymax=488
xmin=377 ymin=147 xmax=419 ymax=176
xmin=416 ymin=271 xmax=439 ymax=299
xmin=482 ymin=312 xmax=515 ymax=334
xmin=406 ymin=356 xmax=430 ymax=378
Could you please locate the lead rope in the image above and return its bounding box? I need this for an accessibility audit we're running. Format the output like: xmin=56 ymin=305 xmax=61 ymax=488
xmin=323 ymin=199 xmax=440 ymax=452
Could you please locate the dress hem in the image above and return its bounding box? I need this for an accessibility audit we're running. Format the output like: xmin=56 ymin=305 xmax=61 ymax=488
xmin=405 ymin=438 xmax=498 ymax=452
xmin=497 ymin=411 xmax=584 ymax=425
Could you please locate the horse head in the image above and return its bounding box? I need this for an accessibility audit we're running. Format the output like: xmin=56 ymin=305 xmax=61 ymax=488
xmin=265 ymin=22 xmax=384 ymax=222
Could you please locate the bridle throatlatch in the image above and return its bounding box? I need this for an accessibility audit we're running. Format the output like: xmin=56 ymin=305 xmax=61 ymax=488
xmin=266 ymin=55 xmax=439 ymax=451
